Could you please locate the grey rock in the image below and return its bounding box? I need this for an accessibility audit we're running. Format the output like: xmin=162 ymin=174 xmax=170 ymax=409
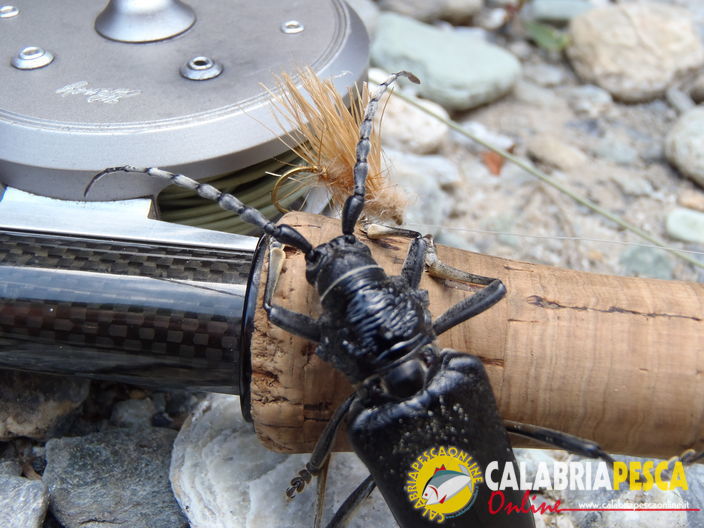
xmin=592 ymin=133 xmax=639 ymax=166
xmin=0 ymin=444 xmax=20 ymax=476
xmin=666 ymin=207 xmax=704 ymax=245
xmin=0 ymin=459 xmax=20 ymax=476
xmin=619 ymin=246 xmax=674 ymax=280
xmin=0 ymin=475 xmax=48 ymax=528
xmin=377 ymin=0 xmax=482 ymax=23
xmin=665 ymin=106 xmax=704 ymax=187
xmin=0 ymin=371 xmax=89 ymax=441
xmin=567 ymin=3 xmax=704 ymax=102
xmin=523 ymin=62 xmax=566 ymax=87
xmin=565 ymin=84 xmax=613 ymax=118
xmin=507 ymin=39 xmax=534 ymax=61
xmin=110 ymin=397 xmax=156 ymax=428
xmin=512 ymin=79 xmax=556 ymax=107
xmin=345 ymin=0 xmax=380 ymax=36
xmin=43 ymin=427 xmax=187 ymax=528
xmin=371 ymin=13 xmax=521 ymax=111
xmin=665 ymin=86 xmax=696 ymax=115
xmin=451 ymin=119 xmax=515 ymax=154
xmin=531 ymin=0 xmax=593 ymax=23
xmin=170 ymin=394 xmax=394 ymax=528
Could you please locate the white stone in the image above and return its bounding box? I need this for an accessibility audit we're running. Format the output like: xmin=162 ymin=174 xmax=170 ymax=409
xmin=374 ymin=88 xmax=450 ymax=154
xmin=451 ymin=120 xmax=515 ymax=154
xmin=666 ymin=207 xmax=704 ymax=244
xmin=665 ymin=106 xmax=704 ymax=187
xmin=170 ymin=395 xmax=395 ymax=528
xmin=567 ymin=3 xmax=704 ymax=102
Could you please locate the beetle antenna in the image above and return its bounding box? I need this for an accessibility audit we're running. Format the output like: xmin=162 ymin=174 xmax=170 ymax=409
xmin=85 ymin=166 xmax=313 ymax=254
xmin=340 ymin=71 xmax=420 ymax=236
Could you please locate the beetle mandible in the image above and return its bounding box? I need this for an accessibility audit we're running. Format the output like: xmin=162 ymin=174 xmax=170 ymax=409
xmin=88 ymin=71 xmax=616 ymax=528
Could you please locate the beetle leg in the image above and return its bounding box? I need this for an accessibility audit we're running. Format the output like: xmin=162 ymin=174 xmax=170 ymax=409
xmin=504 ymin=420 xmax=615 ymax=465
xmin=432 ymin=279 xmax=506 ymax=336
xmin=364 ymin=224 xmax=496 ymax=286
xmin=287 ymin=394 xmax=357 ymax=498
xmin=660 ymin=449 xmax=704 ymax=481
xmin=264 ymin=243 xmax=321 ymax=342
xmin=401 ymin=236 xmax=428 ymax=289
xmin=324 ymin=475 xmax=376 ymax=528
xmin=365 ymin=225 xmax=506 ymax=334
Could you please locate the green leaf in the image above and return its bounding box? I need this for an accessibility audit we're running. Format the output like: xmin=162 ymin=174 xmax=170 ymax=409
xmin=524 ymin=20 xmax=570 ymax=52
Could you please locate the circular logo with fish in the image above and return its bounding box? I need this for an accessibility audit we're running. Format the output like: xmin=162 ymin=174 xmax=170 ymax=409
xmin=405 ymin=446 xmax=484 ymax=524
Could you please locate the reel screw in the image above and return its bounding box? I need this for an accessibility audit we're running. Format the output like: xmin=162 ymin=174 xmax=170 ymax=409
xmin=0 ymin=5 xmax=19 ymax=18
xmin=280 ymin=20 xmax=304 ymax=34
xmin=179 ymin=56 xmax=223 ymax=81
xmin=11 ymin=46 xmax=54 ymax=70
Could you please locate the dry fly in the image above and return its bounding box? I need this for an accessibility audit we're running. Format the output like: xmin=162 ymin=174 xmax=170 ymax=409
xmin=264 ymin=68 xmax=407 ymax=225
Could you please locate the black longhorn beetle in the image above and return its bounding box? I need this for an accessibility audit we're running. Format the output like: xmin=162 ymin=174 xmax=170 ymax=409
xmin=88 ymin=71 xmax=617 ymax=528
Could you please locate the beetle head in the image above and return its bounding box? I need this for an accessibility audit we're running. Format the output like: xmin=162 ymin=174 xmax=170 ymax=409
xmin=305 ymin=235 xmax=376 ymax=294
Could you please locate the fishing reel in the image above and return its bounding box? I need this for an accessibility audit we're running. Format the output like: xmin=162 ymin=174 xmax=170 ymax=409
xmin=0 ymin=0 xmax=368 ymax=392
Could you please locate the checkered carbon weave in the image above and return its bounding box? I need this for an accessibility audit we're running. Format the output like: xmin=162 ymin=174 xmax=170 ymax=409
xmin=0 ymin=229 xmax=253 ymax=392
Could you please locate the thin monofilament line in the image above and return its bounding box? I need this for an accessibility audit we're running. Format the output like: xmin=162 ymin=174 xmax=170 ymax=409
xmin=368 ymin=77 xmax=704 ymax=270
xmin=404 ymin=222 xmax=704 ymax=256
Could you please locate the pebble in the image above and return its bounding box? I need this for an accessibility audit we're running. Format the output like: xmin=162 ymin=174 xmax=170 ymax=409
xmin=475 ymin=7 xmax=509 ymax=31
xmin=618 ymin=246 xmax=674 ymax=280
xmin=666 ymin=207 xmax=704 ymax=245
xmin=665 ymin=106 xmax=704 ymax=188
xmin=385 ymin=149 xmax=459 ymax=231
xmin=531 ymin=0 xmax=593 ymax=23
xmin=678 ymin=189 xmax=704 ymax=213
xmin=43 ymin=427 xmax=187 ymax=528
xmin=0 ymin=371 xmax=89 ymax=441
xmin=377 ymin=0 xmax=483 ymax=23
xmin=565 ymin=84 xmax=613 ymax=118
xmin=526 ymin=133 xmax=588 ymax=170
xmin=512 ymin=79 xmax=557 ymax=107
xmin=567 ymin=3 xmax=704 ymax=102
xmin=345 ymin=0 xmax=379 ymax=36
xmin=592 ymin=133 xmax=639 ymax=167
xmin=371 ymin=13 xmax=521 ymax=111
xmin=0 ymin=475 xmax=49 ymax=528
xmin=507 ymin=39 xmax=535 ymax=61
xmin=110 ymin=397 xmax=156 ymax=428
xmin=170 ymin=394 xmax=394 ymax=527
xmin=451 ymin=119 xmax=515 ymax=154
xmin=523 ymin=62 xmax=566 ymax=87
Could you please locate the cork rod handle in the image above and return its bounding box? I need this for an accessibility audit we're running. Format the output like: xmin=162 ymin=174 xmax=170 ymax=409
xmin=249 ymin=212 xmax=704 ymax=458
